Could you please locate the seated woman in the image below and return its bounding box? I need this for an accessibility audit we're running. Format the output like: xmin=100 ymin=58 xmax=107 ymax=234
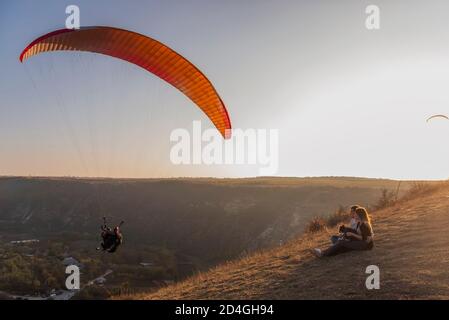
xmin=313 ymin=207 xmax=374 ymax=257
xmin=330 ymin=205 xmax=360 ymax=245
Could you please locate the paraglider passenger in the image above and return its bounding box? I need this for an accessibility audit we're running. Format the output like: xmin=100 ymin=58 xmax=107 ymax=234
xmin=97 ymin=217 xmax=124 ymax=253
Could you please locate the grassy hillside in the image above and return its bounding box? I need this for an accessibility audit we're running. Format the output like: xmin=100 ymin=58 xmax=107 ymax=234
xmin=126 ymin=182 xmax=449 ymax=299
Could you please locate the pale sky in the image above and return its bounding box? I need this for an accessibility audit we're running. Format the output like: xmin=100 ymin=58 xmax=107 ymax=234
xmin=1 ymin=0 xmax=449 ymax=179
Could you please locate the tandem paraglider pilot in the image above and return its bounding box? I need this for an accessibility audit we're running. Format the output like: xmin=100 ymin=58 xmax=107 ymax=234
xmin=97 ymin=217 xmax=124 ymax=253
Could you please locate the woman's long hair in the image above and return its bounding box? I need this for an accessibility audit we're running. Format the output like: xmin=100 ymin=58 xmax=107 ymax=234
xmin=355 ymin=207 xmax=374 ymax=235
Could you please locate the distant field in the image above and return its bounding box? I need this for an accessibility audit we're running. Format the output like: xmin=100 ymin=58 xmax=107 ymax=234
xmin=1 ymin=175 xmax=437 ymax=187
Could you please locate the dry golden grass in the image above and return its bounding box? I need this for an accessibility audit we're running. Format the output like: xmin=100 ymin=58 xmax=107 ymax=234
xmin=118 ymin=182 xmax=449 ymax=300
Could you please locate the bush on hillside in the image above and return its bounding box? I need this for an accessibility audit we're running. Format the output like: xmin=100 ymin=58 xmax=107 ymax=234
xmin=400 ymin=182 xmax=441 ymax=202
xmin=305 ymin=217 xmax=327 ymax=233
xmin=373 ymin=188 xmax=396 ymax=210
xmin=326 ymin=205 xmax=349 ymax=227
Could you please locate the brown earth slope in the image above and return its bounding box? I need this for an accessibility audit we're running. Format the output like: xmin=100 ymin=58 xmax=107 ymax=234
xmin=125 ymin=184 xmax=449 ymax=300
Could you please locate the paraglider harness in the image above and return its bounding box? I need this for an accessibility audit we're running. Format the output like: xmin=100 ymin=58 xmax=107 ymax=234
xmin=98 ymin=217 xmax=124 ymax=253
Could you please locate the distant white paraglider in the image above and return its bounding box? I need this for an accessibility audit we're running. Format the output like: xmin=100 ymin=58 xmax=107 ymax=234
xmin=426 ymin=114 xmax=449 ymax=123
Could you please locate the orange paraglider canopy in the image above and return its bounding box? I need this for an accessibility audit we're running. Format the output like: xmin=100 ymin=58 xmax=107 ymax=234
xmin=20 ymin=26 xmax=231 ymax=138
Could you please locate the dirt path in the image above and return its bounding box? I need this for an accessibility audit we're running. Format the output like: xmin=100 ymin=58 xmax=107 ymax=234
xmin=125 ymin=187 xmax=449 ymax=300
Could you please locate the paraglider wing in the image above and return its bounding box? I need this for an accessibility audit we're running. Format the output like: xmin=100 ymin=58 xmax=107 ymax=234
xmin=426 ymin=114 xmax=449 ymax=123
xmin=20 ymin=26 xmax=231 ymax=138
